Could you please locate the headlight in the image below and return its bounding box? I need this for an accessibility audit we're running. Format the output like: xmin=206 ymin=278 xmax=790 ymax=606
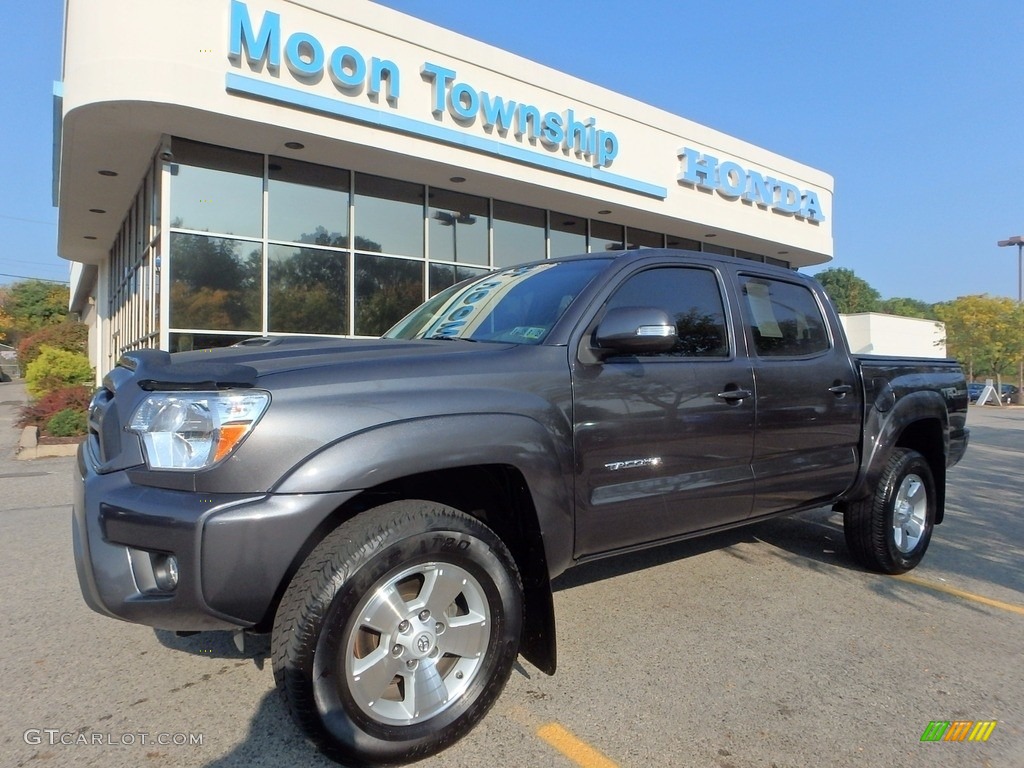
xmin=128 ymin=391 xmax=270 ymax=470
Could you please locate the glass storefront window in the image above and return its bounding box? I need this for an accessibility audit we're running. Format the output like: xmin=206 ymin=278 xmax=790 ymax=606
xmin=269 ymin=158 xmax=350 ymax=246
xmin=590 ymin=220 xmax=624 ymax=253
xmin=268 ymin=244 xmax=349 ymax=334
xmin=666 ymin=235 xmax=702 ymax=251
xmin=169 ymin=332 xmax=253 ymax=353
xmin=169 ymin=139 xmax=262 ymax=237
xmin=354 ymin=254 xmax=424 ymax=336
xmin=703 ymin=242 xmax=735 ymax=257
xmin=428 ymin=188 xmax=489 ymax=266
xmin=428 ymin=263 xmax=489 ymax=297
xmin=550 ymin=214 xmax=587 ymax=258
xmin=169 ymin=232 xmax=262 ymax=331
xmin=625 ymin=227 xmax=663 ymax=249
xmin=493 ymin=200 xmax=545 ymax=268
xmin=354 ymin=174 xmax=424 ymax=257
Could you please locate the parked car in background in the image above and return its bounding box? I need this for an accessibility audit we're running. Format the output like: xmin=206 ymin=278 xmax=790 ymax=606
xmin=968 ymin=381 xmax=1019 ymax=404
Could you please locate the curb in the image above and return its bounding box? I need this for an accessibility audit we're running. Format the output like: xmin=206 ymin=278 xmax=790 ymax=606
xmin=16 ymin=425 xmax=82 ymax=460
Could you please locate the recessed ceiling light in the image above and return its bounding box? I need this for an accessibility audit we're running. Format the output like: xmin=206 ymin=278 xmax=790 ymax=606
xmin=98 ymin=170 xmax=118 ymax=177
xmin=284 ymin=141 xmax=304 ymax=150
xmin=89 ymin=208 xmax=106 ymax=214
xmin=449 ymin=176 xmax=466 ymax=183
xmin=597 ymin=209 xmax=612 ymax=215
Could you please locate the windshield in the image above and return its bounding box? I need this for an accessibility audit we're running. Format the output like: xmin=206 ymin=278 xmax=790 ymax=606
xmin=385 ymin=259 xmax=608 ymax=344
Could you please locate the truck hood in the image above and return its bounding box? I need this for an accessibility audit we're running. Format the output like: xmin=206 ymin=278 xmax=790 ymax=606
xmin=113 ymin=337 xmax=515 ymax=390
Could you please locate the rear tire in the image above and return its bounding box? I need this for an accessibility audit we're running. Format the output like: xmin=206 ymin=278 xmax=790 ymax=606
xmin=272 ymin=500 xmax=523 ymax=765
xmin=844 ymin=448 xmax=936 ymax=574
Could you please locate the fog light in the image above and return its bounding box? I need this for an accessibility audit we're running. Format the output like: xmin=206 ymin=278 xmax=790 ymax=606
xmin=152 ymin=554 xmax=179 ymax=592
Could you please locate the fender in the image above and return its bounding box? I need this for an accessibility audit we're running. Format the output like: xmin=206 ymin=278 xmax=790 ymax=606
xmin=274 ymin=412 xmax=576 ymax=579
xmin=842 ymin=388 xmax=949 ymax=511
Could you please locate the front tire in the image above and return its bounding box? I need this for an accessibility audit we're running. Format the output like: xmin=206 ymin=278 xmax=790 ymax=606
xmin=844 ymin=448 xmax=936 ymax=574
xmin=272 ymin=500 xmax=523 ymax=765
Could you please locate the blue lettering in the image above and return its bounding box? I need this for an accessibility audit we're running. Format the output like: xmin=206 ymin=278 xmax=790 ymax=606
xmin=285 ymin=32 xmax=324 ymax=78
xmin=596 ymin=131 xmax=618 ymax=167
xmin=801 ymin=191 xmax=825 ymax=221
xmin=480 ymin=92 xmax=518 ymax=133
xmin=773 ymin=181 xmax=802 ymax=214
xmin=564 ymin=110 xmax=591 ymax=156
xmin=744 ymin=171 xmax=775 ymax=208
xmin=450 ymin=82 xmax=478 ymax=120
xmin=228 ymin=0 xmax=280 ymax=71
xmin=421 ymin=62 xmax=456 ymax=115
xmin=717 ymin=161 xmax=746 ymax=198
xmin=370 ymin=58 xmax=400 ymax=102
xmin=329 ymin=46 xmax=365 ymax=89
xmin=516 ymin=104 xmax=541 ymax=140
xmin=541 ymin=112 xmax=564 ymax=147
xmin=679 ymin=148 xmax=719 ymax=189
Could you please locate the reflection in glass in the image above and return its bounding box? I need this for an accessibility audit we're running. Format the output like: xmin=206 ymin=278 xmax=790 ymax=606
xmin=590 ymin=220 xmax=624 ymax=253
xmin=169 ymin=233 xmax=262 ymax=331
xmin=429 ymin=188 xmax=489 ymax=265
xmin=666 ymin=235 xmax=702 ymax=251
xmin=703 ymin=242 xmax=734 ymax=256
xmin=428 ymin=263 xmax=489 ymax=297
xmin=550 ymin=214 xmax=587 ymax=258
xmin=354 ymin=173 xmax=423 ymax=257
xmin=269 ymin=245 xmax=349 ymax=334
xmin=493 ymin=200 xmax=545 ymax=268
xmin=625 ymin=227 xmax=663 ymax=249
xmin=354 ymin=255 xmax=424 ymax=336
xmin=170 ymin=332 xmax=253 ymax=353
xmin=269 ymin=158 xmax=349 ymax=246
xmin=169 ymin=139 xmax=262 ymax=236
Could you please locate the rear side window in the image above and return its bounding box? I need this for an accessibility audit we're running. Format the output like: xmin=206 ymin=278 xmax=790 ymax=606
xmin=739 ymin=276 xmax=830 ymax=357
xmin=604 ymin=267 xmax=729 ymax=357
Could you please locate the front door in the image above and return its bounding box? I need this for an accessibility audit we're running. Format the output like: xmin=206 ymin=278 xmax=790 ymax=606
xmin=572 ymin=265 xmax=755 ymax=557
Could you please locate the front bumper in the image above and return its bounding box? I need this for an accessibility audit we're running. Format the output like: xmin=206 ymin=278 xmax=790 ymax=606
xmin=72 ymin=444 xmax=359 ymax=631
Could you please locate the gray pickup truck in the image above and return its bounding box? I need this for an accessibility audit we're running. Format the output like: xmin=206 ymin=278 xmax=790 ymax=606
xmin=74 ymin=249 xmax=968 ymax=765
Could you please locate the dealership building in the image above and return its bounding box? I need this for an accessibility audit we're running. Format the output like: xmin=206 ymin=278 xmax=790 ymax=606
xmin=56 ymin=0 xmax=835 ymax=373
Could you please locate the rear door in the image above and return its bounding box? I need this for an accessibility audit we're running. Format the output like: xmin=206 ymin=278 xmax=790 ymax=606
xmin=572 ymin=264 xmax=755 ymax=556
xmin=736 ymin=272 xmax=862 ymax=515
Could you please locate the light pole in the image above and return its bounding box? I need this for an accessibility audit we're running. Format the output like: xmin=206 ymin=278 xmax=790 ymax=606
xmin=996 ymin=235 xmax=1024 ymax=403
xmin=433 ymin=211 xmax=477 ymax=265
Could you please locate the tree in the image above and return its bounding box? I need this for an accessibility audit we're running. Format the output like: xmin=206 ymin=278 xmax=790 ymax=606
xmin=934 ymin=295 xmax=1024 ymax=383
xmin=813 ymin=268 xmax=881 ymax=314
xmin=878 ymin=297 xmax=937 ymax=320
xmin=0 ymin=280 xmax=69 ymax=345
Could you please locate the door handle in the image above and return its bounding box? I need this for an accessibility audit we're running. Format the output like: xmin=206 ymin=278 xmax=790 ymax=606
xmin=717 ymin=389 xmax=752 ymax=402
xmin=829 ymin=384 xmax=854 ymax=396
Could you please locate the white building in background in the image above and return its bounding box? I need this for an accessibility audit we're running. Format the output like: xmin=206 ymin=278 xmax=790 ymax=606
xmin=840 ymin=313 xmax=946 ymax=358
xmin=55 ymin=0 xmax=836 ymax=373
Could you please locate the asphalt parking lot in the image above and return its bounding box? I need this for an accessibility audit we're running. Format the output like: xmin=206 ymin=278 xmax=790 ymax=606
xmin=1 ymin=379 xmax=1021 ymax=768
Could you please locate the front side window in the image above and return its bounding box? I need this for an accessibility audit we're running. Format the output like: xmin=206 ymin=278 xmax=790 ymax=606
xmin=603 ymin=267 xmax=730 ymax=357
xmin=739 ymin=276 xmax=830 ymax=357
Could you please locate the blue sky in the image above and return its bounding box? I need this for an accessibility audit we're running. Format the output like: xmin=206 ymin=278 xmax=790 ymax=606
xmin=3 ymin=0 xmax=1023 ymax=303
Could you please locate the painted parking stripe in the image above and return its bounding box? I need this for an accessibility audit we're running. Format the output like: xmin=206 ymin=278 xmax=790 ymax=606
xmin=537 ymin=723 xmax=619 ymax=768
xmin=895 ymin=574 xmax=1024 ymax=616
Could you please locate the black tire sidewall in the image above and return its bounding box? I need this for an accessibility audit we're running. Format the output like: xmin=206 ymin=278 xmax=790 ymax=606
xmin=279 ymin=503 xmax=523 ymax=765
xmin=878 ymin=450 xmax=935 ymax=572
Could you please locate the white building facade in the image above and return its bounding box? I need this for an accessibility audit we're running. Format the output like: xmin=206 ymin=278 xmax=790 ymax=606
xmin=55 ymin=0 xmax=835 ymax=372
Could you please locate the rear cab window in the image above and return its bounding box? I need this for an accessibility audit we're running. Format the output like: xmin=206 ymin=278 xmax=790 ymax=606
xmin=739 ymin=275 xmax=830 ymax=357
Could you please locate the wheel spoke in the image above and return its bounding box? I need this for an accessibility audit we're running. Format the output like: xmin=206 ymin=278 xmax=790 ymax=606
xmin=418 ymin=567 xmax=468 ymax=615
xmin=360 ymin=583 xmax=410 ymax=633
xmin=904 ymin=516 xmax=924 ymax=541
xmin=351 ymin=645 xmax=402 ymax=702
xmin=439 ymin=613 xmax=489 ymax=659
xmin=403 ymin=661 xmax=448 ymax=719
xmin=904 ymin=478 xmax=925 ymax=506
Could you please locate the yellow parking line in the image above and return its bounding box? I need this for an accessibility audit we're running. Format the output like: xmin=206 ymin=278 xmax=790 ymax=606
xmin=894 ymin=574 xmax=1024 ymax=616
xmin=537 ymin=723 xmax=619 ymax=768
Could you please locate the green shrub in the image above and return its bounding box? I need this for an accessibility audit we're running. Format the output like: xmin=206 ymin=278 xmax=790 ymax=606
xmin=46 ymin=408 xmax=88 ymax=437
xmin=25 ymin=346 xmax=94 ymax=399
xmin=17 ymin=322 xmax=89 ymax=368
